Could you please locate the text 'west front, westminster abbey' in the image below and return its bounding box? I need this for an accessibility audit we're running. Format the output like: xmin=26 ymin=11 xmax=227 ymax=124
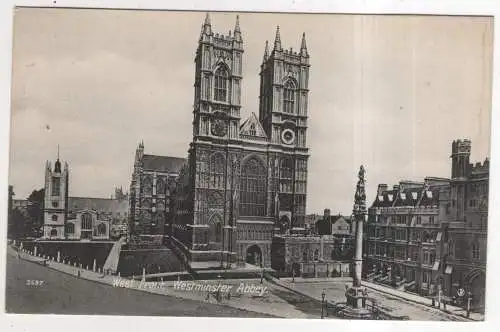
xmin=130 ymin=13 xmax=311 ymax=269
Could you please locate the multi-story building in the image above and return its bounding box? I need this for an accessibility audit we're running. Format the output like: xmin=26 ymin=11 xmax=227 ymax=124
xmin=365 ymin=178 xmax=449 ymax=295
xmin=364 ymin=139 xmax=488 ymax=311
xmin=442 ymin=139 xmax=488 ymax=310
xmin=171 ymin=13 xmax=311 ymax=269
xmin=128 ymin=141 xmax=186 ymax=236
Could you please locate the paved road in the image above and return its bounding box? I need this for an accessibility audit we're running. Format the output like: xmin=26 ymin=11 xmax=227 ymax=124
xmin=287 ymin=280 xmax=462 ymax=321
xmin=5 ymin=253 xmax=275 ymax=317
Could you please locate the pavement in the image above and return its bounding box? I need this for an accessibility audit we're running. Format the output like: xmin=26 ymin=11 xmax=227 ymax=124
xmin=5 ymin=247 xmax=274 ymax=317
xmin=275 ymin=277 xmax=484 ymax=321
xmin=9 ymin=246 xmax=484 ymax=321
xmin=8 ymin=246 xmax=308 ymax=318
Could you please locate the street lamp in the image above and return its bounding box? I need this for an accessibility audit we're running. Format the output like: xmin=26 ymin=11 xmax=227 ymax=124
xmin=321 ymin=290 xmax=326 ymax=319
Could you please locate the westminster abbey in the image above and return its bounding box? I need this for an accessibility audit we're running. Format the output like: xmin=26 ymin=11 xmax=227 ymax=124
xmin=171 ymin=13 xmax=311 ymax=269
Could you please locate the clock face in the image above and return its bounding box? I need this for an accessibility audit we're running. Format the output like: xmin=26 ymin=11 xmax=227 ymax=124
xmin=281 ymin=129 xmax=295 ymax=145
xmin=211 ymin=119 xmax=227 ymax=137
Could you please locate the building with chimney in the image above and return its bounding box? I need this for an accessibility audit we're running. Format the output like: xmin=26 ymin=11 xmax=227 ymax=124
xmin=365 ymin=178 xmax=449 ymax=294
xmin=170 ymin=13 xmax=311 ymax=269
xmin=364 ymin=139 xmax=488 ymax=311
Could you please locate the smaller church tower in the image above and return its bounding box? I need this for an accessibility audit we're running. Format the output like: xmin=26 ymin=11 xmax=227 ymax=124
xmin=259 ymin=27 xmax=310 ymax=148
xmin=42 ymin=147 xmax=69 ymax=239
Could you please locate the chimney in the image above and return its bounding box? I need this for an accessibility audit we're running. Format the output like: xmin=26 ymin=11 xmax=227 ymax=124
xmin=377 ymin=184 xmax=388 ymax=195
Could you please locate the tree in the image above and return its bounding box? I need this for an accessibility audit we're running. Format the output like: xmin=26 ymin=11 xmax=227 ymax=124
xmin=27 ymin=188 xmax=44 ymax=238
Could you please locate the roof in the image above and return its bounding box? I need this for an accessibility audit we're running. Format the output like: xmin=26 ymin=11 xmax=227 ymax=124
xmin=239 ymin=113 xmax=268 ymax=140
xmin=142 ymin=155 xmax=186 ymax=173
xmin=68 ymin=197 xmax=129 ymax=213
xmin=371 ymin=183 xmax=442 ymax=208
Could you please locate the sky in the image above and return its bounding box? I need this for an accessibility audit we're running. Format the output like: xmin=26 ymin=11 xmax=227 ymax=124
xmin=8 ymin=8 xmax=493 ymax=215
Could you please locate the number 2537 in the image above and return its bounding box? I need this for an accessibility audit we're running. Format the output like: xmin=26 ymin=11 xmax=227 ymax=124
xmin=26 ymin=280 xmax=45 ymax=287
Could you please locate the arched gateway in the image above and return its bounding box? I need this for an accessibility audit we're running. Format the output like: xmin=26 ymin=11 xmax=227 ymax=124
xmin=246 ymin=244 xmax=262 ymax=266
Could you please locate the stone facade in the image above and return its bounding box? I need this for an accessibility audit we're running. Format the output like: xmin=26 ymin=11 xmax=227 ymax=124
xmin=42 ymin=157 xmax=69 ymax=239
xmin=364 ymin=139 xmax=488 ymax=311
xmin=365 ymin=179 xmax=448 ymax=295
xmin=171 ymin=14 xmax=310 ymax=269
xmin=442 ymin=139 xmax=488 ymax=310
xmin=42 ymin=155 xmax=112 ymax=241
xmin=128 ymin=142 xmax=186 ymax=236
xmin=271 ymin=234 xmax=354 ymax=277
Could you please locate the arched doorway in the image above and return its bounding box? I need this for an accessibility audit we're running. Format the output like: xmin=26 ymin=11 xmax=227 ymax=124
xmin=246 ymin=244 xmax=262 ymax=266
xmin=466 ymin=269 xmax=486 ymax=311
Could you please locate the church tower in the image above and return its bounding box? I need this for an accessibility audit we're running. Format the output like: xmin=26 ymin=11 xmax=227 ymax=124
xmin=259 ymin=28 xmax=310 ymax=230
xmin=42 ymin=148 xmax=69 ymax=239
xmin=193 ymin=13 xmax=244 ymax=142
xmin=259 ymin=28 xmax=310 ymax=148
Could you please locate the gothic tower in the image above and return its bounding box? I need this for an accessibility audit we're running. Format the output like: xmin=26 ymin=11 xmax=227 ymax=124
xmin=43 ymin=149 xmax=69 ymax=239
xmin=193 ymin=13 xmax=244 ymax=141
xmin=259 ymin=28 xmax=310 ymax=230
xmin=450 ymin=139 xmax=472 ymax=221
xmin=259 ymin=28 xmax=310 ymax=148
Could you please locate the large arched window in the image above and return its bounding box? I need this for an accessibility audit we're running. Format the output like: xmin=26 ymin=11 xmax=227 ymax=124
xmin=209 ymin=153 xmax=226 ymax=189
xmin=156 ymin=177 xmax=166 ymax=195
xmin=239 ymin=157 xmax=267 ymax=216
xmin=81 ymin=213 xmax=93 ymax=230
xmin=283 ymin=80 xmax=296 ymax=114
xmin=50 ymin=229 xmax=58 ymax=237
xmin=143 ymin=176 xmax=153 ymax=195
xmin=214 ymin=66 xmax=229 ymax=102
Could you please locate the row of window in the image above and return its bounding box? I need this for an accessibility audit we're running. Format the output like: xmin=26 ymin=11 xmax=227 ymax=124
xmin=371 ymin=215 xmax=436 ymax=225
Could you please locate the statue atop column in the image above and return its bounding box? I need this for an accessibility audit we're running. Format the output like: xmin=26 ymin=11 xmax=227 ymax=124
xmin=341 ymin=165 xmax=373 ymax=319
xmin=353 ymin=165 xmax=367 ymax=217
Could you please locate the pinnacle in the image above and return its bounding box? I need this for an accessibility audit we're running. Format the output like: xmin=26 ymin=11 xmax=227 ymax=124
xmin=235 ymin=15 xmax=240 ymax=32
xmin=274 ymin=25 xmax=282 ymax=51
xmin=263 ymin=40 xmax=269 ymax=61
xmin=204 ymin=12 xmax=211 ymax=26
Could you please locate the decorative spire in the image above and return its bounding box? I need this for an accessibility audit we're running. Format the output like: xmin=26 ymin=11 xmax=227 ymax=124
xmin=353 ymin=165 xmax=367 ymax=217
xmin=233 ymin=15 xmax=242 ymax=42
xmin=234 ymin=15 xmax=240 ymax=33
xmin=300 ymin=32 xmax=308 ymax=56
xmin=274 ymin=25 xmax=282 ymax=51
xmin=263 ymin=40 xmax=269 ymax=62
xmin=202 ymin=12 xmax=212 ymax=36
xmin=54 ymin=145 xmax=62 ymax=173
xmin=204 ymin=12 xmax=211 ymax=26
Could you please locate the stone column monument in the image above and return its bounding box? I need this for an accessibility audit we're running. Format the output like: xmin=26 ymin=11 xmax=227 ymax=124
xmin=342 ymin=165 xmax=373 ymax=319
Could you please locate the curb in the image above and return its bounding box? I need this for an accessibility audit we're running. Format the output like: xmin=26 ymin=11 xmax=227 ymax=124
xmin=9 ymin=249 xmax=281 ymax=318
xmin=361 ymin=282 xmax=474 ymax=322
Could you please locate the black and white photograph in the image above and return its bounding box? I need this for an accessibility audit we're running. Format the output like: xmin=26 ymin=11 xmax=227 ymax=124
xmin=2 ymin=1 xmax=497 ymax=325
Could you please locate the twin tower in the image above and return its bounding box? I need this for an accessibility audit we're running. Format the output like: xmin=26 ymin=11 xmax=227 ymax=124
xmin=193 ymin=13 xmax=310 ymax=147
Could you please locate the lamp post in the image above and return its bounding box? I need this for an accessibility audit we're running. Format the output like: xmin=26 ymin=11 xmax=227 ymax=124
xmin=321 ymin=290 xmax=326 ymax=319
